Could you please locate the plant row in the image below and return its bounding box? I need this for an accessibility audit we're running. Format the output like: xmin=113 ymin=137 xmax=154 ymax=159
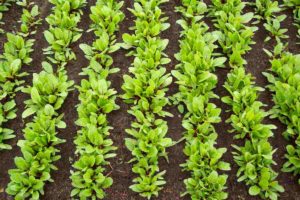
xmin=6 ymin=0 xmax=86 ymax=199
xmin=264 ymin=42 xmax=300 ymax=184
xmin=254 ymin=0 xmax=300 ymax=187
xmin=122 ymin=0 xmax=173 ymax=199
xmin=210 ymin=0 xmax=284 ymax=199
xmin=284 ymin=0 xmax=300 ymax=39
xmin=0 ymin=1 xmax=40 ymax=150
xmin=252 ymin=0 xmax=288 ymax=42
xmin=173 ymin=1 xmax=230 ymax=199
xmin=0 ymin=0 xmax=15 ymax=34
xmin=70 ymin=0 xmax=124 ymax=199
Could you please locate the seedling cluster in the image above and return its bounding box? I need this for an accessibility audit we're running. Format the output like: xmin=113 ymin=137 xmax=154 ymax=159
xmin=173 ymin=1 xmax=230 ymax=199
xmin=1 ymin=0 xmax=300 ymax=199
xmin=6 ymin=0 xmax=85 ymax=199
xmin=70 ymin=0 xmax=124 ymax=199
xmin=0 ymin=0 xmax=14 ymax=34
xmin=211 ymin=0 xmax=284 ymax=199
xmin=122 ymin=0 xmax=173 ymax=198
xmin=284 ymin=0 xmax=300 ymax=39
xmin=0 ymin=1 xmax=40 ymax=150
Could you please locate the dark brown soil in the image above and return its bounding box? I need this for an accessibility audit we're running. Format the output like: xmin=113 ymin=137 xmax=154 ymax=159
xmin=0 ymin=1 xmax=300 ymax=200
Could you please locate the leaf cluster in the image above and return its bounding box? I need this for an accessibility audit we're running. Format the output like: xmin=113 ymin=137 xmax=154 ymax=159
xmin=222 ymin=67 xmax=284 ymax=199
xmin=210 ymin=1 xmax=284 ymax=199
xmin=173 ymin=2 xmax=230 ymax=198
xmin=19 ymin=4 xmax=42 ymax=36
xmin=0 ymin=3 xmax=40 ymax=150
xmin=22 ymin=62 xmax=74 ymax=118
xmin=6 ymin=63 xmax=73 ymax=199
xmin=0 ymin=0 xmax=14 ymax=34
xmin=264 ymin=43 xmax=300 ymax=183
xmin=210 ymin=0 xmax=257 ymax=67
xmin=6 ymin=0 xmax=82 ymax=199
xmin=122 ymin=0 xmax=173 ymax=199
xmin=284 ymin=0 xmax=300 ymax=38
xmin=70 ymin=0 xmax=124 ymax=199
xmin=0 ymin=0 xmax=14 ymax=11
xmin=44 ymin=0 xmax=86 ymax=65
xmin=253 ymin=0 xmax=288 ymax=42
xmin=6 ymin=105 xmax=66 ymax=200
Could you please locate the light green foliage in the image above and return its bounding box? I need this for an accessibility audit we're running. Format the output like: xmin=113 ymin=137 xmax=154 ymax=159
xmin=6 ymin=0 xmax=84 ymax=199
xmin=6 ymin=63 xmax=73 ymax=199
xmin=19 ymin=4 xmax=41 ymax=36
xmin=70 ymin=0 xmax=124 ymax=199
xmin=122 ymin=0 xmax=173 ymax=199
xmin=0 ymin=0 xmax=15 ymax=34
xmin=6 ymin=105 xmax=66 ymax=200
xmin=0 ymin=34 xmax=34 ymax=98
xmin=0 ymin=0 xmax=14 ymax=12
xmin=211 ymin=0 xmax=284 ymax=199
xmin=284 ymin=0 xmax=300 ymax=38
xmin=254 ymin=0 xmax=281 ymax=20
xmin=222 ymin=67 xmax=284 ymax=200
xmin=264 ymin=42 xmax=300 ymax=184
xmin=173 ymin=1 xmax=230 ymax=199
xmin=22 ymin=62 xmax=74 ymax=118
xmin=0 ymin=2 xmax=40 ymax=150
xmin=44 ymin=0 xmax=86 ymax=65
xmin=210 ymin=0 xmax=257 ymax=67
xmin=253 ymin=0 xmax=288 ymax=42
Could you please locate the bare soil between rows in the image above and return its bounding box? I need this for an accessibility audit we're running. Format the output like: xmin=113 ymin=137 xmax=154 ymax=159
xmin=0 ymin=1 xmax=300 ymax=200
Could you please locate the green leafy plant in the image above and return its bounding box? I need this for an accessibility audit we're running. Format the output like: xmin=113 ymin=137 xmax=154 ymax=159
xmin=7 ymin=0 xmax=84 ymax=198
xmin=19 ymin=4 xmax=42 ymax=36
xmin=264 ymin=42 xmax=300 ymax=184
xmin=173 ymin=1 xmax=230 ymax=199
xmin=211 ymin=0 xmax=284 ymax=199
xmin=6 ymin=104 xmax=67 ymax=200
xmin=122 ymin=0 xmax=173 ymax=199
xmin=70 ymin=0 xmax=124 ymax=199
xmin=222 ymin=67 xmax=284 ymax=199
xmin=210 ymin=0 xmax=257 ymax=67
xmin=44 ymin=0 xmax=86 ymax=66
xmin=284 ymin=0 xmax=300 ymax=38
xmin=6 ymin=63 xmax=72 ymax=199
xmin=22 ymin=62 xmax=74 ymax=118
xmin=253 ymin=0 xmax=281 ymax=20
xmin=252 ymin=0 xmax=288 ymax=42
xmin=0 ymin=2 xmax=40 ymax=150
xmin=0 ymin=0 xmax=15 ymax=34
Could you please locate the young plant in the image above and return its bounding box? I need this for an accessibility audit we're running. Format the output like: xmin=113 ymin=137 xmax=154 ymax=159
xmin=0 ymin=2 xmax=40 ymax=150
xmin=264 ymin=42 xmax=300 ymax=184
xmin=7 ymin=107 xmax=65 ymax=200
xmin=0 ymin=0 xmax=14 ymax=34
xmin=252 ymin=0 xmax=288 ymax=42
xmin=284 ymin=0 xmax=300 ymax=38
xmin=44 ymin=0 xmax=86 ymax=66
xmin=210 ymin=0 xmax=257 ymax=67
xmin=70 ymin=0 xmax=124 ymax=199
xmin=173 ymin=1 xmax=230 ymax=199
xmin=222 ymin=67 xmax=284 ymax=200
xmin=7 ymin=0 xmax=84 ymax=198
xmin=211 ymin=0 xmax=284 ymax=199
xmin=6 ymin=63 xmax=72 ymax=199
xmin=22 ymin=62 xmax=74 ymax=118
xmin=122 ymin=0 xmax=173 ymax=199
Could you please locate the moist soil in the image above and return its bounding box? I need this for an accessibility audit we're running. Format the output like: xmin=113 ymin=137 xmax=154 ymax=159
xmin=0 ymin=1 xmax=300 ymax=200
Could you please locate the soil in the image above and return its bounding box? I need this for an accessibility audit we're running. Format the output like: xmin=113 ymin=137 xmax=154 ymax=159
xmin=0 ymin=0 xmax=300 ymax=200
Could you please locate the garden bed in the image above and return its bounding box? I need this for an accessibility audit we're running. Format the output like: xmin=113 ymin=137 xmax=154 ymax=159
xmin=0 ymin=0 xmax=300 ymax=199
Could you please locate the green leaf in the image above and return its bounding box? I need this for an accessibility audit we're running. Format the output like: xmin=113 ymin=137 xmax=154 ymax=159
xmin=249 ymin=185 xmax=261 ymax=196
xmin=22 ymin=107 xmax=36 ymax=118
xmin=31 ymin=87 xmax=41 ymax=104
